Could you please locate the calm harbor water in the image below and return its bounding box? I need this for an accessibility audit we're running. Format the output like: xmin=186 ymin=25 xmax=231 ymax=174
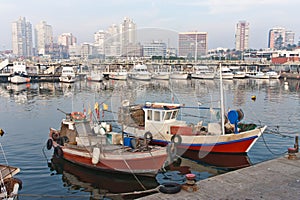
xmin=0 ymin=78 xmax=299 ymax=199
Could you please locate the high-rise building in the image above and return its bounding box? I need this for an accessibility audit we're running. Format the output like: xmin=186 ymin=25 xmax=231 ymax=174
xmin=35 ymin=21 xmax=53 ymax=55
xmin=143 ymin=41 xmax=167 ymax=57
xmin=285 ymin=30 xmax=295 ymax=46
xmin=94 ymin=30 xmax=106 ymax=55
xmin=57 ymin=33 xmax=77 ymax=47
xmin=268 ymin=27 xmax=286 ymax=49
xmin=178 ymin=32 xmax=208 ymax=59
xmin=235 ymin=21 xmax=249 ymax=51
xmin=119 ymin=17 xmax=136 ymax=56
xmin=12 ymin=17 xmax=33 ymax=57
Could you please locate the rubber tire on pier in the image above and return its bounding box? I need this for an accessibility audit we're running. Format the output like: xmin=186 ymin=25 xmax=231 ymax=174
xmin=46 ymin=139 xmax=53 ymax=150
xmin=171 ymin=134 xmax=182 ymax=146
xmin=159 ymin=182 xmax=181 ymax=194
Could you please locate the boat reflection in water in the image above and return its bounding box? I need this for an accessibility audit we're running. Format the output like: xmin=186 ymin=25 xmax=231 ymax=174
xmin=178 ymin=149 xmax=252 ymax=170
xmin=49 ymin=157 xmax=159 ymax=200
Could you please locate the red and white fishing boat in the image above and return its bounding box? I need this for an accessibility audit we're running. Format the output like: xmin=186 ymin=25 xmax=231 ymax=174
xmin=123 ymin=64 xmax=266 ymax=154
xmin=123 ymin=102 xmax=266 ymax=154
xmin=46 ymin=112 xmax=168 ymax=177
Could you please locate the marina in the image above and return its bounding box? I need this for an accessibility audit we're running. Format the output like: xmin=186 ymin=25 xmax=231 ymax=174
xmin=0 ymin=76 xmax=299 ymax=199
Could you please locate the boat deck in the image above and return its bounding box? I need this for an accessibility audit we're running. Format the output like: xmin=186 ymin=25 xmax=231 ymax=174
xmin=0 ymin=164 xmax=20 ymax=179
xmin=138 ymin=152 xmax=300 ymax=200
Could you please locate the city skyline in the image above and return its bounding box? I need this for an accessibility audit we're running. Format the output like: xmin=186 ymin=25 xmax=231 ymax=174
xmin=1 ymin=0 xmax=299 ymax=50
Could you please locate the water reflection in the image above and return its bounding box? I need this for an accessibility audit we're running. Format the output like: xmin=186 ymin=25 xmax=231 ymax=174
xmin=49 ymin=157 xmax=159 ymax=200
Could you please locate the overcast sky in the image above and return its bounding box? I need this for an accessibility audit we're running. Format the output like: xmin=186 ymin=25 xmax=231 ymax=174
xmin=0 ymin=0 xmax=299 ymax=50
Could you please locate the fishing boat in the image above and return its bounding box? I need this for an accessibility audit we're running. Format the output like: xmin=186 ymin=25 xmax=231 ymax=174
xmin=59 ymin=66 xmax=77 ymax=83
xmin=128 ymin=64 xmax=151 ymax=81
xmin=46 ymin=111 xmax=168 ymax=177
xmin=191 ymin=65 xmax=215 ymax=79
xmin=9 ymin=61 xmax=31 ymax=84
xmin=123 ymin=64 xmax=267 ymax=154
xmin=0 ymin=129 xmax=22 ymax=200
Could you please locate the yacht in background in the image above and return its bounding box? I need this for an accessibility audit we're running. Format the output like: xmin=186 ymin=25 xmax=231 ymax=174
xmin=128 ymin=64 xmax=151 ymax=81
xmin=59 ymin=66 xmax=77 ymax=83
xmin=9 ymin=61 xmax=31 ymax=84
xmin=191 ymin=65 xmax=215 ymax=79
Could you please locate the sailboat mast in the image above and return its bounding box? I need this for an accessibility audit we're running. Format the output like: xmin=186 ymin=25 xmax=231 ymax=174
xmin=219 ymin=62 xmax=225 ymax=135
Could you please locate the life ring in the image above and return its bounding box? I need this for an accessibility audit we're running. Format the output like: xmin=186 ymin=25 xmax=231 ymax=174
xmin=71 ymin=112 xmax=86 ymax=120
xmin=46 ymin=139 xmax=53 ymax=150
xmin=159 ymin=182 xmax=181 ymax=194
xmin=54 ymin=146 xmax=63 ymax=158
xmin=171 ymin=134 xmax=182 ymax=146
xmin=144 ymin=131 xmax=153 ymax=141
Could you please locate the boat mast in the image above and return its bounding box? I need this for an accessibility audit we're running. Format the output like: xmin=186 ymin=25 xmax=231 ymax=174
xmin=219 ymin=62 xmax=225 ymax=135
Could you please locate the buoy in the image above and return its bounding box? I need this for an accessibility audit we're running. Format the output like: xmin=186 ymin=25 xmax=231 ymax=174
xmin=251 ymin=95 xmax=256 ymax=101
xmin=92 ymin=147 xmax=100 ymax=164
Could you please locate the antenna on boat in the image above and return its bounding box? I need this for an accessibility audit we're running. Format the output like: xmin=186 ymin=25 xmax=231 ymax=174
xmin=219 ymin=62 xmax=225 ymax=135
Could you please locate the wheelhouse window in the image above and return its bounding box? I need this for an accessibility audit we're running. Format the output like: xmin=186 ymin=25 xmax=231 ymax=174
xmin=147 ymin=110 xmax=152 ymax=120
xmin=171 ymin=110 xmax=178 ymax=119
xmin=154 ymin=111 xmax=160 ymax=121
xmin=164 ymin=111 xmax=172 ymax=120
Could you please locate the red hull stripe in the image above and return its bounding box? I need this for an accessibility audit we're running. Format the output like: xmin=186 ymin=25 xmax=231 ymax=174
xmin=152 ymin=135 xmax=258 ymax=153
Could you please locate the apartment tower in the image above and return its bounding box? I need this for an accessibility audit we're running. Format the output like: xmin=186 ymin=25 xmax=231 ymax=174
xmin=235 ymin=21 xmax=249 ymax=51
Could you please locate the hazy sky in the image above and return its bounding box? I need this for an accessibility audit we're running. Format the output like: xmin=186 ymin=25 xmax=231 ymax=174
xmin=0 ymin=0 xmax=299 ymax=50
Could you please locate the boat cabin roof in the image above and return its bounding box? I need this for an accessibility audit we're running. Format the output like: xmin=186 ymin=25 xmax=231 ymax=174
xmin=143 ymin=102 xmax=181 ymax=110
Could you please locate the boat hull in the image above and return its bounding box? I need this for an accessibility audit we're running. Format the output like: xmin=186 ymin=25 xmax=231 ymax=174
xmin=126 ymin=125 xmax=266 ymax=154
xmin=57 ymin=145 xmax=167 ymax=177
xmin=10 ymin=76 xmax=30 ymax=84
xmin=59 ymin=76 xmax=76 ymax=83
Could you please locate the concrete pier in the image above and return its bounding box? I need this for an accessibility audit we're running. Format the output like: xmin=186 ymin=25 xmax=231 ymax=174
xmin=140 ymin=153 xmax=300 ymax=200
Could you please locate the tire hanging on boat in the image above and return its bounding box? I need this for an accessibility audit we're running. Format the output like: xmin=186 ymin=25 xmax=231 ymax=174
xmin=46 ymin=139 xmax=53 ymax=150
xmin=52 ymin=132 xmax=59 ymax=141
xmin=144 ymin=131 xmax=153 ymax=141
xmin=54 ymin=146 xmax=63 ymax=158
xmin=171 ymin=134 xmax=182 ymax=146
xmin=159 ymin=182 xmax=181 ymax=194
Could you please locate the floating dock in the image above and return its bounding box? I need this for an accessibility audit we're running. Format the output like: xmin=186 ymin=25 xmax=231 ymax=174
xmin=140 ymin=152 xmax=300 ymax=199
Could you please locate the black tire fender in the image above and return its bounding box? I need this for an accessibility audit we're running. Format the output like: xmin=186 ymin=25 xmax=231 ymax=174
xmin=144 ymin=131 xmax=153 ymax=141
xmin=54 ymin=146 xmax=63 ymax=158
xmin=171 ymin=134 xmax=182 ymax=146
xmin=46 ymin=139 xmax=53 ymax=150
xmin=159 ymin=182 xmax=181 ymax=194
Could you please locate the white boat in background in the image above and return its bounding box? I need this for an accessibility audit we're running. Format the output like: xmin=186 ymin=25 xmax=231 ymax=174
xmin=109 ymin=68 xmax=128 ymax=80
xmin=86 ymin=71 xmax=103 ymax=82
xmin=128 ymin=64 xmax=151 ymax=81
xmin=169 ymin=65 xmax=188 ymax=80
xmin=266 ymin=71 xmax=281 ymax=79
xmin=191 ymin=65 xmax=215 ymax=79
xmin=9 ymin=61 xmax=31 ymax=84
xmin=151 ymin=65 xmax=170 ymax=80
xmin=59 ymin=66 xmax=77 ymax=83
xmin=233 ymin=71 xmax=246 ymax=79
xmin=246 ymin=71 xmax=269 ymax=79
xmin=218 ymin=67 xmax=234 ymax=79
